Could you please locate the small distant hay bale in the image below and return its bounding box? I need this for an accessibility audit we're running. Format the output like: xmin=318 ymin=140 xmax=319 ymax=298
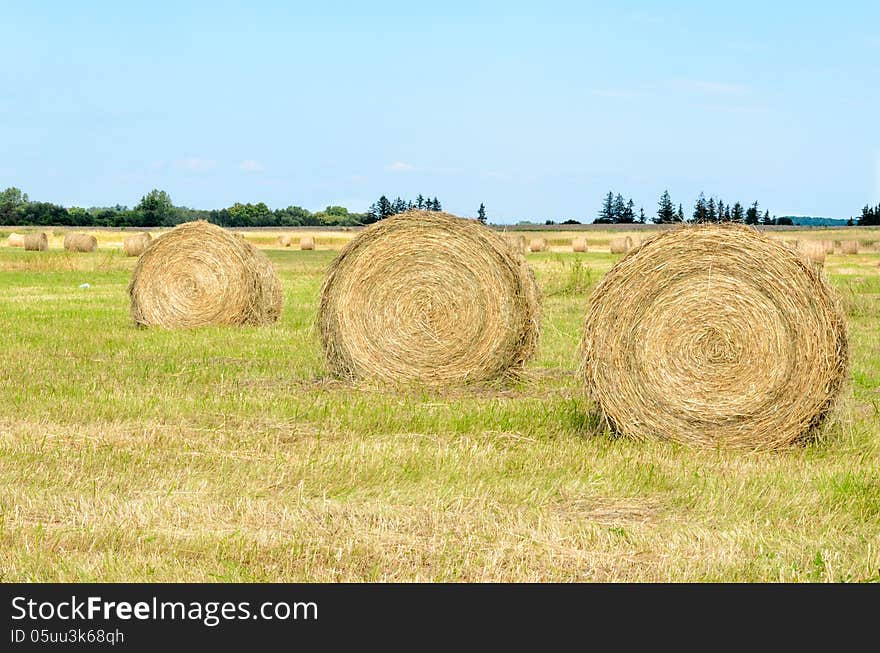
xmin=7 ymin=232 xmax=24 ymax=247
xmin=582 ymin=224 xmax=847 ymax=450
xmin=505 ymin=234 xmax=527 ymax=254
xmin=128 ymin=220 xmax=282 ymax=329
xmin=319 ymin=210 xmax=541 ymax=385
xmin=123 ymin=232 xmax=152 ymax=257
xmin=528 ymin=238 xmax=547 ymax=252
xmin=572 ymin=237 xmax=588 ymax=252
xmin=821 ymin=240 xmax=834 ymax=254
xmin=840 ymin=240 xmax=859 ymax=255
xmin=300 ymin=235 xmax=315 ymax=250
xmin=799 ymin=241 xmax=825 ymax=266
xmin=609 ymin=236 xmax=633 ymax=254
xmin=63 ymin=233 xmax=98 ymax=253
xmin=278 ymin=234 xmax=293 ymax=247
xmin=23 ymin=232 xmax=48 ymax=251
xmin=783 ymin=239 xmax=800 ymax=251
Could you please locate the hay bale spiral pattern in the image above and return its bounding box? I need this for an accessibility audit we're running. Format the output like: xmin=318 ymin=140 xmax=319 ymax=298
xmin=581 ymin=224 xmax=847 ymax=449
xmin=319 ymin=210 xmax=541 ymax=385
xmin=128 ymin=220 xmax=282 ymax=328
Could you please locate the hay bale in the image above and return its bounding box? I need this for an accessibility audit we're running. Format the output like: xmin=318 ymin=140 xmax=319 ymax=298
xmin=23 ymin=232 xmax=48 ymax=251
xmin=6 ymin=232 xmax=24 ymax=247
xmin=123 ymin=232 xmax=152 ymax=257
xmin=300 ymin=235 xmax=315 ymax=250
xmin=528 ymin=238 xmax=547 ymax=252
xmin=505 ymin=234 xmax=527 ymax=254
xmin=319 ymin=210 xmax=541 ymax=385
xmin=840 ymin=240 xmax=859 ymax=255
xmin=609 ymin=236 xmax=633 ymax=254
xmin=128 ymin=220 xmax=282 ymax=328
xmin=581 ymin=224 xmax=847 ymax=450
xmin=279 ymin=234 xmax=293 ymax=247
xmin=822 ymin=240 xmax=834 ymax=254
xmin=783 ymin=239 xmax=800 ymax=251
xmin=572 ymin=237 xmax=588 ymax=253
xmin=63 ymin=233 xmax=98 ymax=253
xmin=799 ymin=241 xmax=825 ymax=266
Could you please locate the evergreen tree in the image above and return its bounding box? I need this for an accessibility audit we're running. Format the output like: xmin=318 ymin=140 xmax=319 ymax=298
xmin=692 ymin=193 xmax=708 ymax=223
xmin=638 ymin=207 xmax=646 ymax=223
xmin=477 ymin=203 xmax=487 ymax=223
xmin=392 ymin=197 xmax=407 ymax=214
xmin=724 ymin=206 xmax=731 ymax=221
xmin=761 ymin=209 xmax=773 ymax=225
xmin=416 ymin=194 xmax=425 ymax=210
xmin=745 ymin=201 xmax=759 ymax=225
xmin=377 ymin=195 xmax=393 ymax=220
xmin=612 ymin=194 xmax=627 ymax=222
xmin=676 ymin=204 xmax=685 ymax=222
xmin=597 ymin=191 xmax=615 ymax=223
xmin=620 ymin=198 xmax=635 ymax=223
xmin=431 ymin=197 xmax=441 ymax=211
xmin=655 ymin=190 xmax=676 ymax=224
xmin=707 ymin=197 xmax=717 ymax=222
xmin=732 ymin=201 xmax=745 ymax=223
xmin=717 ymin=199 xmax=725 ymax=222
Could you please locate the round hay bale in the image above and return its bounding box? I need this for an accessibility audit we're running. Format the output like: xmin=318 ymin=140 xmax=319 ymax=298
xmin=63 ymin=233 xmax=98 ymax=253
xmin=609 ymin=236 xmax=632 ymax=254
xmin=23 ymin=232 xmax=48 ymax=251
xmin=840 ymin=240 xmax=859 ymax=255
xmin=278 ymin=234 xmax=293 ymax=247
xmin=528 ymin=238 xmax=547 ymax=252
xmin=7 ymin=232 xmax=24 ymax=247
xmin=799 ymin=241 xmax=826 ymax=266
xmin=581 ymin=224 xmax=847 ymax=450
xmin=123 ymin=232 xmax=152 ymax=257
xmin=783 ymin=239 xmax=800 ymax=251
xmin=822 ymin=240 xmax=834 ymax=254
xmin=572 ymin=237 xmax=588 ymax=253
xmin=300 ymin=236 xmax=315 ymax=250
xmin=128 ymin=220 xmax=282 ymax=328
xmin=505 ymin=234 xmax=527 ymax=254
xmin=319 ymin=210 xmax=541 ymax=385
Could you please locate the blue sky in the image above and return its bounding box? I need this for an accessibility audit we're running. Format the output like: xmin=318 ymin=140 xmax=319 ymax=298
xmin=1 ymin=1 xmax=878 ymax=223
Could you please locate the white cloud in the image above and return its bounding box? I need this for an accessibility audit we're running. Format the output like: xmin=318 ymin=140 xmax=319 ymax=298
xmin=388 ymin=161 xmax=415 ymax=172
xmin=173 ymin=158 xmax=217 ymax=172
xmin=239 ymin=159 xmax=263 ymax=171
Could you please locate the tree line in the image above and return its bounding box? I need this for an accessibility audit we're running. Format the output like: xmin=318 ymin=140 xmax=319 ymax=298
xmin=596 ymin=189 xmax=787 ymax=225
xmin=858 ymin=203 xmax=880 ymax=226
xmin=0 ymin=188 xmax=448 ymax=228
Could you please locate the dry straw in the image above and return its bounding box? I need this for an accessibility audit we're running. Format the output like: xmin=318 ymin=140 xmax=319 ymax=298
xmin=799 ymin=241 xmax=825 ymax=266
xmin=6 ymin=233 xmax=24 ymax=247
xmin=572 ymin=237 xmax=588 ymax=252
xmin=783 ymin=239 xmax=800 ymax=251
xmin=528 ymin=238 xmax=547 ymax=252
xmin=609 ymin=236 xmax=632 ymax=254
xmin=319 ymin=210 xmax=541 ymax=385
xmin=581 ymin=224 xmax=847 ymax=450
xmin=278 ymin=234 xmax=293 ymax=247
xmin=505 ymin=234 xmax=527 ymax=254
xmin=840 ymin=240 xmax=859 ymax=254
xmin=23 ymin=232 xmax=48 ymax=251
xmin=821 ymin=240 xmax=834 ymax=254
xmin=300 ymin=236 xmax=315 ymax=250
xmin=63 ymin=233 xmax=98 ymax=252
xmin=128 ymin=220 xmax=282 ymax=328
xmin=123 ymin=232 xmax=152 ymax=257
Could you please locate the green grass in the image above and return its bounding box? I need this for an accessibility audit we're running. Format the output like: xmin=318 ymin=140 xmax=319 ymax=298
xmin=1 ymin=243 xmax=879 ymax=581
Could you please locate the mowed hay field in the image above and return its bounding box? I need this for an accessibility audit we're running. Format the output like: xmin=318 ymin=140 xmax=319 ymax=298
xmin=0 ymin=227 xmax=879 ymax=581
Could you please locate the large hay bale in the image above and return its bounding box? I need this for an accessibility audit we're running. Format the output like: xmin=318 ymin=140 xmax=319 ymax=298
xmin=123 ymin=232 xmax=152 ymax=257
xmin=300 ymin=235 xmax=315 ymax=250
xmin=840 ymin=240 xmax=859 ymax=255
xmin=63 ymin=233 xmax=98 ymax=253
xmin=128 ymin=220 xmax=282 ymax=328
xmin=572 ymin=237 xmax=588 ymax=253
xmin=528 ymin=238 xmax=547 ymax=252
xmin=609 ymin=236 xmax=633 ymax=254
xmin=799 ymin=241 xmax=826 ymax=266
xmin=23 ymin=232 xmax=48 ymax=251
xmin=319 ymin=210 xmax=541 ymax=385
xmin=7 ymin=232 xmax=24 ymax=247
xmin=581 ymin=224 xmax=847 ymax=450
xmin=278 ymin=234 xmax=293 ymax=247
xmin=821 ymin=240 xmax=834 ymax=254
